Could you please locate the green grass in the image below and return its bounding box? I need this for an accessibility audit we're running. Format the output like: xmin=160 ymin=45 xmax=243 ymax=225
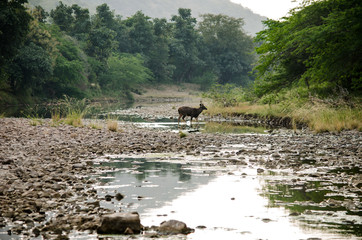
xmin=90 ymin=122 xmax=103 ymax=130
xmin=27 ymin=114 xmax=43 ymax=126
xmin=179 ymin=131 xmax=187 ymax=138
xmin=64 ymin=110 xmax=84 ymax=127
xmin=203 ymin=122 xmax=267 ymax=134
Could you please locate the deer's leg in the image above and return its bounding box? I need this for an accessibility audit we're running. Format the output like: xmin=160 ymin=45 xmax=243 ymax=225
xmin=178 ymin=114 xmax=181 ymax=127
xmin=190 ymin=117 xmax=193 ymax=127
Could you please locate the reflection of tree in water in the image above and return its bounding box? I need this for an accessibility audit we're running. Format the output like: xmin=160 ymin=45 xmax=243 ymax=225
xmin=262 ymin=179 xmax=362 ymax=236
xmin=100 ymin=158 xmax=192 ymax=182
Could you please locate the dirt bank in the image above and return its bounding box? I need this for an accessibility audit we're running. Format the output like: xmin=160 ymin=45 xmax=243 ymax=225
xmin=0 ymin=117 xmax=361 ymax=239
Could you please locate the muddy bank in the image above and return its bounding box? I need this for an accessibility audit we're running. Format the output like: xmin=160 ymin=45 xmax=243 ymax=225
xmin=0 ymin=118 xmax=361 ymax=239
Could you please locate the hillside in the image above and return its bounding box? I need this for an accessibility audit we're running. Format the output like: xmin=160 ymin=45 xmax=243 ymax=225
xmin=28 ymin=0 xmax=266 ymax=35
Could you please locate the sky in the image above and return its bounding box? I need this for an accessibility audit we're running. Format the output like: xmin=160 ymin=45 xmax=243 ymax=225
xmin=230 ymin=0 xmax=302 ymax=19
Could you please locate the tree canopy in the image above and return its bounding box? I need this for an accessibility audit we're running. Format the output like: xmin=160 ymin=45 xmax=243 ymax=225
xmin=254 ymin=0 xmax=362 ymax=98
xmin=1 ymin=0 xmax=359 ymax=107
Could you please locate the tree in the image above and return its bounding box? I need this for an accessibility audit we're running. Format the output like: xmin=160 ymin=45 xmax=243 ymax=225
xmin=50 ymin=2 xmax=90 ymax=38
xmin=99 ymin=53 xmax=153 ymax=99
xmin=169 ymin=8 xmax=203 ymax=83
xmin=254 ymin=0 xmax=362 ymax=97
xmin=198 ymin=14 xmax=255 ymax=86
xmin=0 ymin=0 xmax=31 ymax=67
xmin=9 ymin=42 xmax=53 ymax=97
xmin=93 ymin=3 xmax=116 ymax=29
xmin=86 ymin=26 xmax=116 ymax=62
xmin=147 ymin=18 xmax=174 ymax=82
xmin=32 ymin=5 xmax=48 ymax=23
xmin=50 ymin=1 xmax=73 ymax=32
xmin=71 ymin=4 xmax=90 ymax=38
xmin=124 ymin=11 xmax=154 ymax=54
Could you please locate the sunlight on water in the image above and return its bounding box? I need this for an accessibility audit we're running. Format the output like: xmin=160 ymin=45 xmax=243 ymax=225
xmin=93 ymin=155 xmax=357 ymax=240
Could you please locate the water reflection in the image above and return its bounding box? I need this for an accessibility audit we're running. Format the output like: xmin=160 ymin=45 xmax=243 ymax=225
xmin=92 ymin=156 xmax=359 ymax=240
xmin=94 ymin=157 xmax=215 ymax=213
xmin=262 ymin=174 xmax=362 ymax=236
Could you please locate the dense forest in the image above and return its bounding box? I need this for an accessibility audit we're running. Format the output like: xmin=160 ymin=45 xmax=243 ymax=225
xmin=0 ymin=0 xmax=361 ymax=107
xmin=0 ymin=0 xmax=255 ymax=105
xmin=27 ymin=0 xmax=266 ymax=35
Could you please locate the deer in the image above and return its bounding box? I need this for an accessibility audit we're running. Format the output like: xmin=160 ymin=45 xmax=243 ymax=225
xmin=178 ymin=102 xmax=207 ymax=128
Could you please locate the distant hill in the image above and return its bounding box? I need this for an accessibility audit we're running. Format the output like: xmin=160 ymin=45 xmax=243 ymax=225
xmin=28 ymin=0 xmax=266 ymax=35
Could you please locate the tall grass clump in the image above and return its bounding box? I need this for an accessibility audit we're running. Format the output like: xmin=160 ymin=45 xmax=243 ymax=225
xmin=293 ymin=101 xmax=362 ymax=133
xmin=57 ymin=95 xmax=88 ymax=127
xmin=106 ymin=115 xmax=119 ymax=132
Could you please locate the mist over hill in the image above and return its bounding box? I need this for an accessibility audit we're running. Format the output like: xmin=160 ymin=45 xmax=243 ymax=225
xmin=29 ymin=0 xmax=266 ymax=35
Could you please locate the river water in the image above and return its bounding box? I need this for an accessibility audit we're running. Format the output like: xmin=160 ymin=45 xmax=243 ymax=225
xmin=79 ymin=102 xmax=361 ymax=239
xmin=86 ymin=129 xmax=360 ymax=240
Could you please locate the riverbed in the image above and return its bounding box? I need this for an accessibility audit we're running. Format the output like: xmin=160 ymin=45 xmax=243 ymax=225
xmin=0 ymin=103 xmax=361 ymax=239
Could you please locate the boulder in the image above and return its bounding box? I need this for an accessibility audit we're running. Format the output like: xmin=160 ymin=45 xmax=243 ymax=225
xmin=97 ymin=212 xmax=141 ymax=234
xmin=158 ymin=220 xmax=194 ymax=235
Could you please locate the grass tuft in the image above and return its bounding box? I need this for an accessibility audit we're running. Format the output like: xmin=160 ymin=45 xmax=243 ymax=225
xmin=27 ymin=114 xmax=43 ymax=126
xmin=107 ymin=120 xmax=118 ymax=132
xmin=179 ymin=131 xmax=187 ymax=138
xmin=64 ymin=111 xmax=83 ymax=127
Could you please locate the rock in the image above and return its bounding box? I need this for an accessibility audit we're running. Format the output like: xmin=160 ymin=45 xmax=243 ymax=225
xmin=289 ymin=212 xmax=300 ymax=216
xmin=33 ymin=227 xmax=41 ymax=237
xmin=97 ymin=212 xmax=141 ymax=234
xmin=158 ymin=220 xmax=194 ymax=235
xmin=115 ymin=193 xmax=124 ymax=201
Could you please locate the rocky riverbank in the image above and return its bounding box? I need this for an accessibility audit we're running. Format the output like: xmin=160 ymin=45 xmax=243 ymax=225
xmin=0 ymin=117 xmax=361 ymax=239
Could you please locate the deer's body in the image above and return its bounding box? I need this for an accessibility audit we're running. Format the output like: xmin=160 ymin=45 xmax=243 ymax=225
xmin=178 ymin=103 xmax=207 ymax=127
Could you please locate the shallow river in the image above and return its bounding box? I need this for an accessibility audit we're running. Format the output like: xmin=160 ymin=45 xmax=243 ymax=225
xmin=0 ymin=103 xmax=360 ymax=240
xmin=83 ymin=127 xmax=360 ymax=240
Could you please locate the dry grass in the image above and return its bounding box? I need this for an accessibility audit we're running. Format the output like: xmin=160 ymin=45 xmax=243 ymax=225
xmin=206 ymin=101 xmax=362 ymax=133
xmin=294 ymin=103 xmax=362 ymax=133
xmin=107 ymin=120 xmax=118 ymax=132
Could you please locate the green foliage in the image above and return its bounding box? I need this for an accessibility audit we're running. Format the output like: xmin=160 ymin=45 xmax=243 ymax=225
xmin=0 ymin=0 xmax=31 ymax=66
xmin=50 ymin=1 xmax=90 ymax=38
xmin=86 ymin=26 xmax=116 ymax=62
xmin=10 ymin=42 xmax=53 ymax=97
xmin=169 ymin=8 xmax=203 ymax=83
xmin=198 ymin=14 xmax=255 ymax=86
xmin=203 ymin=84 xmax=247 ymax=107
xmin=98 ymin=54 xmax=153 ymax=99
xmin=254 ymin=0 xmax=362 ymax=98
xmin=1 ymin=2 xmax=261 ymax=106
xmin=179 ymin=131 xmax=187 ymax=138
xmin=50 ymin=1 xmax=73 ymax=32
xmin=124 ymin=11 xmax=154 ymax=54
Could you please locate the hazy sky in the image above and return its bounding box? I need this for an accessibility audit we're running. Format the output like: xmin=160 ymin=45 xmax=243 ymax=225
xmin=230 ymin=0 xmax=302 ymax=19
